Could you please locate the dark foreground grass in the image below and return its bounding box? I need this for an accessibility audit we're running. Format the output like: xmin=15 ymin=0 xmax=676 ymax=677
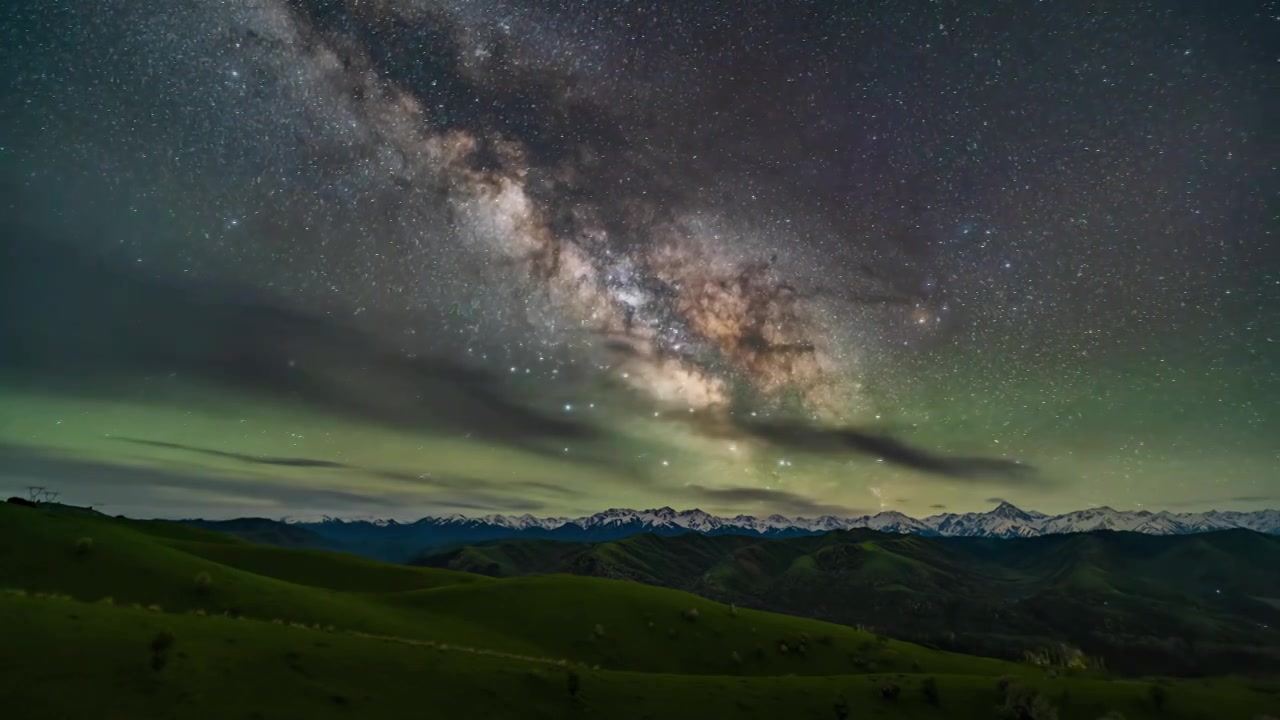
xmin=0 ymin=503 xmax=1276 ymax=719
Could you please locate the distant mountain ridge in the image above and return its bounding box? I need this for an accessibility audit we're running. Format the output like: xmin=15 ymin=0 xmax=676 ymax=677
xmin=179 ymin=502 xmax=1280 ymax=563
xmin=296 ymin=501 xmax=1280 ymax=540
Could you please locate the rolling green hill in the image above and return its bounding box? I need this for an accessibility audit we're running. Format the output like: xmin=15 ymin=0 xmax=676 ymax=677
xmin=1 ymin=501 xmax=1278 ymax=719
xmin=416 ymin=529 xmax=1280 ymax=676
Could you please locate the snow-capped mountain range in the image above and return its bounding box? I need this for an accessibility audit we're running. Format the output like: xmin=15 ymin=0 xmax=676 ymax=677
xmin=298 ymin=501 xmax=1280 ymax=541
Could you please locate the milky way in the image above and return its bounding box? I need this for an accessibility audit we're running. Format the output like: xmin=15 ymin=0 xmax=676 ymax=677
xmin=0 ymin=0 xmax=1275 ymax=519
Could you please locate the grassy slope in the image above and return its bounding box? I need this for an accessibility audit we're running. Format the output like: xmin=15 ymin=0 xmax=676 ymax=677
xmin=420 ymin=527 xmax=1280 ymax=675
xmin=1 ymin=503 xmax=1277 ymax=719
xmin=3 ymin=595 xmax=1276 ymax=720
xmin=0 ymin=504 xmax=1014 ymax=677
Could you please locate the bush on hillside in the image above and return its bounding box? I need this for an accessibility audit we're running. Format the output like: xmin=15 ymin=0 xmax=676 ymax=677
xmin=922 ymin=676 xmax=940 ymax=705
xmin=149 ymin=631 xmax=175 ymax=671
xmin=879 ymin=682 xmax=900 ymax=701
xmin=74 ymin=537 xmax=94 ymax=556
xmin=998 ymin=683 xmax=1059 ymax=720
xmin=996 ymin=676 xmax=1016 ymax=696
xmin=683 ymin=607 xmax=700 ymax=622
xmin=1148 ymin=684 xmax=1168 ymax=711
xmin=193 ymin=571 xmax=213 ymax=593
xmin=592 ymin=623 xmax=605 ymax=639
xmin=832 ymin=694 xmax=850 ymax=720
xmin=566 ymin=670 xmax=580 ymax=699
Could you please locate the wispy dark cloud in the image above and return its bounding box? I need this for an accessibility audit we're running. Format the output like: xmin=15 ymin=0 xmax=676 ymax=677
xmin=371 ymin=470 xmax=577 ymax=497
xmin=682 ymin=484 xmax=863 ymax=517
xmin=115 ymin=438 xmax=347 ymax=468
xmin=738 ymin=421 xmax=1035 ymax=481
xmin=424 ymin=498 xmax=547 ymax=512
xmin=677 ymin=412 xmax=1038 ymax=483
xmin=1 ymin=240 xmax=603 ymax=454
xmin=1158 ymin=495 xmax=1280 ymax=509
xmin=0 ymin=442 xmax=547 ymax=518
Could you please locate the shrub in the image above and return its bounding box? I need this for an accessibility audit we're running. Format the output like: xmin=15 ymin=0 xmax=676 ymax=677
xmin=996 ymin=676 xmax=1017 ymax=696
xmin=683 ymin=607 xmax=700 ymax=622
xmin=566 ymin=670 xmax=580 ymax=699
xmin=833 ymin=694 xmax=850 ymax=720
xmin=777 ymin=642 xmax=789 ymax=655
xmin=730 ymin=650 xmax=742 ymax=667
xmin=592 ymin=623 xmax=606 ymax=638
xmin=998 ymin=683 xmax=1059 ymax=720
xmin=193 ymin=571 xmax=213 ymax=593
xmin=880 ymin=682 xmax=901 ymax=701
xmin=75 ymin=537 xmax=94 ymax=555
xmin=149 ymin=631 xmax=175 ymax=671
xmin=1148 ymin=685 xmax=1168 ymax=711
xmin=922 ymin=676 xmax=940 ymax=705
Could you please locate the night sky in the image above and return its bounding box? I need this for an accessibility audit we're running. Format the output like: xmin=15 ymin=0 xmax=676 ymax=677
xmin=1 ymin=0 xmax=1275 ymax=520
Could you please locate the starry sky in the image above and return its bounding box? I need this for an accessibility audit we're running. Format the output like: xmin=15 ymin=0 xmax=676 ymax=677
xmin=1 ymin=0 xmax=1276 ymax=520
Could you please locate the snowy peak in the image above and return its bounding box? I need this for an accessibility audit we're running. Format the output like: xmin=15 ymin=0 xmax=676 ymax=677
xmin=350 ymin=501 xmax=1280 ymax=541
xmin=991 ymin=501 xmax=1034 ymax=522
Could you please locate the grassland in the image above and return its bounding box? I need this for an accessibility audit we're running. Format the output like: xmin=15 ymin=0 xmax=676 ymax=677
xmin=419 ymin=528 xmax=1280 ymax=676
xmin=1 ymin=502 xmax=1276 ymax=719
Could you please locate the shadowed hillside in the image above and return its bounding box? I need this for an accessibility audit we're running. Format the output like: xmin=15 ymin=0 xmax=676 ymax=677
xmin=416 ymin=529 xmax=1280 ymax=676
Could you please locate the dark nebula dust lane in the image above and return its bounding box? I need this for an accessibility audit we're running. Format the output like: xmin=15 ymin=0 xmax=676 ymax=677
xmin=0 ymin=0 xmax=1274 ymax=519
